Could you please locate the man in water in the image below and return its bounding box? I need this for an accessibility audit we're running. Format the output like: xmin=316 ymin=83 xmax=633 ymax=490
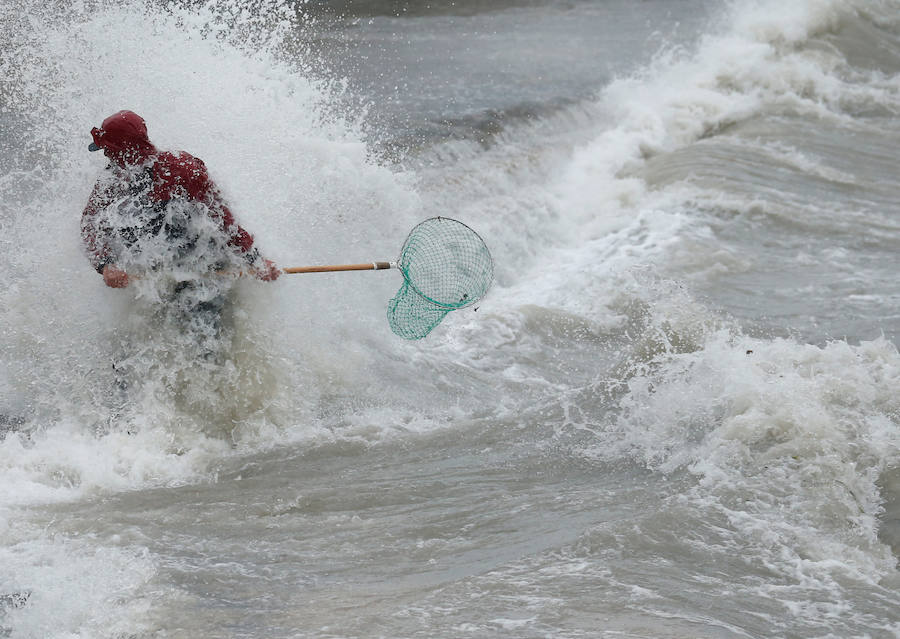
xmin=81 ymin=110 xmax=279 ymax=349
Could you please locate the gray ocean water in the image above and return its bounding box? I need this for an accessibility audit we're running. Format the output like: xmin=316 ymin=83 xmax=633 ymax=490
xmin=1 ymin=0 xmax=899 ymax=637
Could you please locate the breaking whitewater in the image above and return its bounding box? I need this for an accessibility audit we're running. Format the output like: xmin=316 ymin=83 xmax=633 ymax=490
xmin=1 ymin=0 xmax=898 ymax=637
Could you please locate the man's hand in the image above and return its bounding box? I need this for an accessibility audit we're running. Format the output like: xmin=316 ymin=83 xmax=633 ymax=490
xmin=102 ymin=264 xmax=130 ymax=288
xmin=256 ymin=259 xmax=281 ymax=282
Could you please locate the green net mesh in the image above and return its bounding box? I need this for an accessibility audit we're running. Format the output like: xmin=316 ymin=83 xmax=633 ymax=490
xmin=387 ymin=217 xmax=493 ymax=340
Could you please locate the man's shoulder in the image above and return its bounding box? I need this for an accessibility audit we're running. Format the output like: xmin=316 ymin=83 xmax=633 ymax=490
xmin=151 ymin=151 xmax=211 ymax=197
xmin=154 ymin=150 xmax=208 ymax=174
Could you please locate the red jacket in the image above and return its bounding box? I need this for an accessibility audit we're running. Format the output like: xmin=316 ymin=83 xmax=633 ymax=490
xmin=82 ymin=150 xmax=260 ymax=273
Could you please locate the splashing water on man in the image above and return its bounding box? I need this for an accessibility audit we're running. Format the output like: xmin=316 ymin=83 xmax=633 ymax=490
xmin=81 ymin=110 xmax=281 ymax=423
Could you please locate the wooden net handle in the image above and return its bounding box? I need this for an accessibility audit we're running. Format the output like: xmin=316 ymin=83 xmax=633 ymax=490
xmin=282 ymin=261 xmax=394 ymax=274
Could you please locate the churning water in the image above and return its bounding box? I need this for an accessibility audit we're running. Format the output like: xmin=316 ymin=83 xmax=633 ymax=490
xmin=1 ymin=0 xmax=899 ymax=637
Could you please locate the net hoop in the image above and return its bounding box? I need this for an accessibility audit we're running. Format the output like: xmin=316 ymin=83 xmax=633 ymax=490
xmin=395 ymin=216 xmax=493 ymax=310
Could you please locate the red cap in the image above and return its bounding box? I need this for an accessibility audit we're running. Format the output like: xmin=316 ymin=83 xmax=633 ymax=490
xmin=89 ymin=110 xmax=154 ymax=163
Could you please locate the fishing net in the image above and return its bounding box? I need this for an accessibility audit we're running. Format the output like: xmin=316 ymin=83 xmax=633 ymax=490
xmin=387 ymin=217 xmax=493 ymax=340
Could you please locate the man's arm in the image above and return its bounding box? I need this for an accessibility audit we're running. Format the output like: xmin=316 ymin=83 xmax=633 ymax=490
xmin=208 ymin=194 xmax=280 ymax=281
xmin=159 ymin=152 xmax=281 ymax=281
xmin=82 ymin=179 xmax=130 ymax=287
xmin=81 ymin=180 xmax=113 ymax=273
xmin=184 ymin=156 xmax=279 ymax=281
